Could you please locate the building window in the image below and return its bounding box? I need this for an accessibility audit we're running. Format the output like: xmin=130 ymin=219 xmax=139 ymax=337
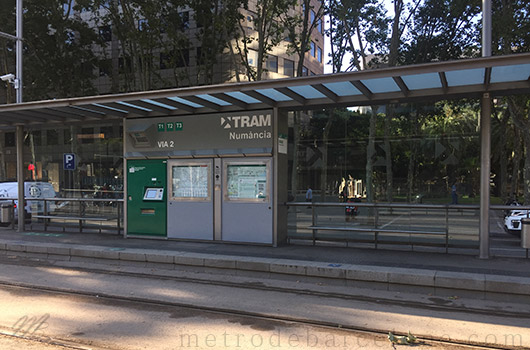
xmin=99 ymin=59 xmax=111 ymax=77
xmin=302 ymin=66 xmax=308 ymax=76
xmin=247 ymin=49 xmax=258 ymax=67
xmin=5 ymin=132 xmax=15 ymax=147
xmin=317 ymin=18 xmax=323 ymax=33
xmin=266 ymin=55 xmax=278 ymax=73
xmin=317 ymin=46 xmax=322 ymax=63
xmin=160 ymin=50 xmax=189 ymax=69
xmin=46 ymin=130 xmax=59 ymax=146
xmin=138 ymin=18 xmax=148 ymax=31
xmin=310 ymin=9 xmax=316 ymax=24
xmin=283 ymin=59 xmax=294 ymax=77
xmin=80 ymin=128 xmax=95 ymax=144
xmin=64 ymin=129 xmax=72 ymax=145
xmin=310 ymin=41 xmax=316 ymax=57
xmin=99 ymin=25 xmax=112 ymax=42
xmin=119 ymin=56 xmax=132 ymax=73
xmin=179 ymin=11 xmax=190 ymax=30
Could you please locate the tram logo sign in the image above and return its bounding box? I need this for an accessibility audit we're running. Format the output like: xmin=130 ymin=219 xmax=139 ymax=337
xmin=221 ymin=114 xmax=271 ymax=129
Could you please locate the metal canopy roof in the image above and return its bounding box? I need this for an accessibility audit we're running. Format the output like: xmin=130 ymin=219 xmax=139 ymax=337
xmin=1 ymin=53 xmax=529 ymax=129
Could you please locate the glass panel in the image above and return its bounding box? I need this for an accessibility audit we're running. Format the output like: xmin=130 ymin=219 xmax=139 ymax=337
xmin=226 ymin=164 xmax=268 ymax=200
xmin=401 ymin=73 xmax=442 ymax=90
xmin=171 ymin=165 xmax=210 ymax=199
xmin=167 ymin=96 xmax=203 ymax=108
xmin=286 ymin=99 xmax=497 ymax=250
xmin=255 ymin=88 xmax=292 ymax=102
xmin=445 ymin=68 xmax=484 ymax=86
xmin=360 ymin=77 xmax=400 ymax=93
xmin=323 ymin=82 xmax=362 ymax=96
xmin=288 ymin=86 xmax=325 ymax=99
xmin=141 ymin=99 xmax=177 ymax=110
xmin=491 ymin=64 xmax=530 ymax=83
xmin=196 ymin=94 xmax=231 ymax=106
xmin=118 ymin=101 xmax=152 ymax=112
xmin=225 ymin=91 xmax=261 ymax=104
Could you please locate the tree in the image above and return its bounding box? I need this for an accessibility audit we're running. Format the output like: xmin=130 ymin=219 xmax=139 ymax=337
xmin=187 ymin=0 xmax=246 ymax=85
xmin=3 ymin=0 xmax=101 ymax=101
xmin=234 ymin=0 xmax=295 ymax=81
xmin=491 ymin=0 xmax=530 ymax=203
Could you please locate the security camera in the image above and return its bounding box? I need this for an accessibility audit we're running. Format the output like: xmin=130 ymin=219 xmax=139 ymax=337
xmin=1 ymin=74 xmax=15 ymax=82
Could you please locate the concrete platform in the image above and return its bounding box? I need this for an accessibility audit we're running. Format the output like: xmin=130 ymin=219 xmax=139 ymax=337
xmin=1 ymin=226 xmax=530 ymax=302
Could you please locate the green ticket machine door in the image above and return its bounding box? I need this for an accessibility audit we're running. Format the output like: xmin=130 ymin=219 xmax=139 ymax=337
xmin=127 ymin=159 xmax=167 ymax=237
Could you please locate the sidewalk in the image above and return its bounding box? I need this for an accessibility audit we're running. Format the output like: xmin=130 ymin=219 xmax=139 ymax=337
xmin=1 ymin=226 xmax=530 ymax=301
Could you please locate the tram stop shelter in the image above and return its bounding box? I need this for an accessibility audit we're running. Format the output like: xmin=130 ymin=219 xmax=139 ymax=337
xmin=1 ymin=53 xmax=530 ymax=257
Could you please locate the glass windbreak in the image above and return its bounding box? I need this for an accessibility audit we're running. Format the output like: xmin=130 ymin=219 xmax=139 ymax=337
xmin=171 ymin=165 xmax=210 ymax=199
xmin=226 ymin=164 xmax=268 ymax=200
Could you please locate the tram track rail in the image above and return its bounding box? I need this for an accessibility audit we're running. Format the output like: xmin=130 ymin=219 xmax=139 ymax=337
xmin=0 ymin=259 xmax=529 ymax=350
xmin=1 ymin=254 xmax=530 ymax=320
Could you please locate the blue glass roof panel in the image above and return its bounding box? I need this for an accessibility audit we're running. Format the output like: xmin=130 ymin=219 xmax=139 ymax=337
xmin=141 ymin=99 xmax=177 ymax=110
xmin=360 ymin=77 xmax=400 ymax=93
xmin=92 ymin=103 xmax=127 ymax=113
xmin=322 ymin=82 xmax=362 ymax=96
xmin=225 ymin=91 xmax=261 ymax=104
xmin=118 ymin=101 xmax=152 ymax=112
xmin=255 ymin=88 xmax=292 ymax=101
xmin=196 ymin=94 xmax=232 ymax=106
xmin=168 ymin=96 xmax=203 ymax=108
xmin=491 ymin=63 xmax=530 ymax=83
xmin=402 ymin=73 xmax=442 ymax=90
xmin=288 ymin=85 xmax=326 ymax=99
xmin=445 ymin=68 xmax=484 ymax=86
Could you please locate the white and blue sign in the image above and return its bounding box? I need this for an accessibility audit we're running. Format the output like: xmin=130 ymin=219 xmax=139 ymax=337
xmin=63 ymin=153 xmax=76 ymax=170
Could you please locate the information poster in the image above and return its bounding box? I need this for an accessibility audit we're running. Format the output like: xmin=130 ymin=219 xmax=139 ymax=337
xmin=172 ymin=165 xmax=209 ymax=198
xmin=226 ymin=165 xmax=268 ymax=200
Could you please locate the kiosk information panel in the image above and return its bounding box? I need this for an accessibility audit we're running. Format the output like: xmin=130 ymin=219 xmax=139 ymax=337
xmin=222 ymin=158 xmax=272 ymax=244
xmin=167 ymin=160 xmax=213 ymax=240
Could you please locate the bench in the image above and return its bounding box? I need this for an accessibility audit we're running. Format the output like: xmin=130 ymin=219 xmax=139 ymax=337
xmin=32 ymin=215 xmax=121 ymax=234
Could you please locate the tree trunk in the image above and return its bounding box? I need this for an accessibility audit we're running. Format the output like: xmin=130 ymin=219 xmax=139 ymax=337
xmin=384 ymin=106 xmax=394 ymax=202
xmin=508 ymin=97 xmax=529 ymax=202
xmin=320 ymin=114 xmax=333 ymax=202
xmin=511 ymin=128 xmax=521 ymax=198
xmin=290 ymin=112 xmax=300 ymax=201
xmin=523 ymin=132 xmax=530 ymax=205
xmin=406 ymin=110 xmax=419 ymax=202
xmin=366 ymin=106 xmax=378 ymax=203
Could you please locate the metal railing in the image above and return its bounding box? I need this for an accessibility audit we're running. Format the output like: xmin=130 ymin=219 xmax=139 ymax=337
xmin=287 ymin=202 xmax=530 ymax=254
xmin=0 ymin=197 xmax=124 ymax=233
xmin=286 ymin=201 xmax=482 ymax=253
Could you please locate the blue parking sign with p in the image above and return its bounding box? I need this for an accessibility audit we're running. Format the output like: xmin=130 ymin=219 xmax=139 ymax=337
xmin=64 ymin=153 xmax=76 ymax=170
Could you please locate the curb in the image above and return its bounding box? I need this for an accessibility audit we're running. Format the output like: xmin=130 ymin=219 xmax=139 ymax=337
xmin=1 ymin=239 xmax=530 ymax=298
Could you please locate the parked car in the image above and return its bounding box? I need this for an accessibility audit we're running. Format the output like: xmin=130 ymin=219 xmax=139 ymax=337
xmin=504 ymin=205 xmax=529 ymax=236
xmin=0 ymin=182 xmax=57 ymax=223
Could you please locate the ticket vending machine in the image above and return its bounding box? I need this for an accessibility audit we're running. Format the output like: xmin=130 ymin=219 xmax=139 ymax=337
xmin=126 ymin=159 xmax=167 ymax=237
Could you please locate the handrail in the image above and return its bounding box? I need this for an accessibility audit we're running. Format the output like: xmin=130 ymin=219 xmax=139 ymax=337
xmin=286 ymin=201 xmax=480 ymax=209
xmin=287 ymin=201 xmax=530 ymax=210
xmin=0 ymin=197 xmax=124 ymax=202
xmin=285 ymin=201 xmax=483 ymax=252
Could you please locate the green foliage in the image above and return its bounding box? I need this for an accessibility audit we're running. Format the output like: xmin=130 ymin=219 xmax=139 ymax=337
xmin=234 ymin=0 xmax=295 ymax=81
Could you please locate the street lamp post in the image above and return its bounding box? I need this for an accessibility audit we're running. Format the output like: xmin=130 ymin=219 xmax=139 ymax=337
xmin=479 ymin=0 xmax=492 ymax=259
